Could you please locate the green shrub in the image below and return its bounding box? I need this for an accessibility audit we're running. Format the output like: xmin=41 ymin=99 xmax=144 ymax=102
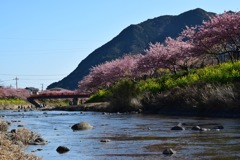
xmin=110 ymin=79 xmax=140 ymax=112
xmin=86 ymin=89 xmax=111 ymax=103
xmin=136 ymin=78 xmax=161 ymax=93
xmin=187 ymin=74 xmax=200 ymax=84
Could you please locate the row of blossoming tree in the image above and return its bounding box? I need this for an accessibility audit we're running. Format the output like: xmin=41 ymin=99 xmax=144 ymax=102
xmin=0 ymin=88 xmax=30 ymax=100
xmin=79 ymin=11 xmax=240 ymax=93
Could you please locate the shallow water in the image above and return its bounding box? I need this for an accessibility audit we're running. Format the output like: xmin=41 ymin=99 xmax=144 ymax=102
xmin=1 ymin=110 xmax=240 ymax=160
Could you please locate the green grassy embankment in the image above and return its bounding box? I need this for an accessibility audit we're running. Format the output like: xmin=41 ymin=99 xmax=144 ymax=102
xmin=0 ymin=98 xmax=30 ymax=110
xmin=88 ymin=61 xmax=240 ymax=116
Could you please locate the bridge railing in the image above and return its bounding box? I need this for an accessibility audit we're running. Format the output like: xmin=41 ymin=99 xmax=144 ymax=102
xmin=28 ymin=92 xmax=90 ymax=98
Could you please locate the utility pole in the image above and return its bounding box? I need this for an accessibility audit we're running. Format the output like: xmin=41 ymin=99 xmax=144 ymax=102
xmin=41 ymin=83 xmax=44 ymax=91
xmin=13 ymin=77 xmax=19 ymax=89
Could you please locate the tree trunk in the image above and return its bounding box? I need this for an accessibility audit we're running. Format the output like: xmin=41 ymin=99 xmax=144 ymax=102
xmin=228 ymin=52 xmax=235 ymax=64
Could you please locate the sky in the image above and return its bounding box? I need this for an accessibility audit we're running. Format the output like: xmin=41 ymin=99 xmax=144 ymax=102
xmin=1 ymin=0 xmax=239 ymax=90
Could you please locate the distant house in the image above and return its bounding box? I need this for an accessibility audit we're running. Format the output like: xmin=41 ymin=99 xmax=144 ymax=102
xmin=25 ymin=87 xmax=39 ymax=95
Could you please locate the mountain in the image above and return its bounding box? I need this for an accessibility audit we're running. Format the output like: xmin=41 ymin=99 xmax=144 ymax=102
xmin=47 ymin=8 xmax=215 ymax=90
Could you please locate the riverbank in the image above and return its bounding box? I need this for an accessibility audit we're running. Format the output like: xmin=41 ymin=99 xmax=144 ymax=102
xmin=0 ymin=121 xmax=44 ymax=160
xmin=1 ymin=82 xmax=240 ymax=118
xmin=77 ymin=82 xmax=240 ymax=118
xmin=42 ymin=102 xmax=110 ymax=112
xmin=77 ymin=60 xmax=240 ymax=117
xmin=1 ymin=99 xmax=240 ymax=118
xmin=0 ymin=98 xmax=33 ymax=110
xmin=44 ymin=83 xmax=240 ymax=118
xmin=0 ymin=104 xmax=33 ymax=110
xmin=140 ymin=83 xmax=240 ymax=118
xmin=40 ymin=101 xmax=240 ymax=118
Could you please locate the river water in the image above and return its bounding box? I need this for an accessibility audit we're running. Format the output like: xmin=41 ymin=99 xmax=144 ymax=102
xmin=1 ymin=110 xmax=240 ymax=160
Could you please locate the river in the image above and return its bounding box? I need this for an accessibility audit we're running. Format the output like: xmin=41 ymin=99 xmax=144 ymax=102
xmin=1 ymin=110 xmax=240 ymax=160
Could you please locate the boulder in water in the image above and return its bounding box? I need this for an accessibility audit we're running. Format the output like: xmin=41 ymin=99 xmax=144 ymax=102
xmin=171 ymin=125 xmax=185 ymax=130
xmin=213 ymin=125 xmax=224 ymax=130
xmin=163 ymin=148 xmax=176 ymax=155
xmin=100 ymin=139 xmax=111 ymax=142
xmin=71 ymin=122 xmax=93 ymax=131
xmin=191 ymin=126 xmax=201 ymax=131
xmin=56 ymin=146 xmax=70 ymax=154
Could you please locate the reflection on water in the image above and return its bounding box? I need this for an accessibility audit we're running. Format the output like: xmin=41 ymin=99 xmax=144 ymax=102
xmin=1 ymin=110 xmax=240 ymax=160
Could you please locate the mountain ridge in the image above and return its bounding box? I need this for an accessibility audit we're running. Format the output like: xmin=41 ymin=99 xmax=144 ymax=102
xmin=47 ymin=8 xmax=216 ymax=90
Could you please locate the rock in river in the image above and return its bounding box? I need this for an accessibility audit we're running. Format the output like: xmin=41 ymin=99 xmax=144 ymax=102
xmin=163 ymin=148 xmax=176 ymax=155
xmin=100 ymin=139 xmax=111 ymax=142
xmin=56 ymin=146 xmax=70 ymax=154
xmin=213 ymin=125 xmax=224 ymax=130
xmin=29 ymin=136 xmax=48 ymax=145
xmin=71 ymin=122 xmax=93 ymax=131
xmin=191 ymin=126 xmax=201 ymax=131
xmin=171 ymin=125 xmax=185 ymax=130
xmin=200 ymin=128 xmax=210 ymax=131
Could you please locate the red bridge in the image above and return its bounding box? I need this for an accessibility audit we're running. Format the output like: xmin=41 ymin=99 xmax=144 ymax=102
xmin=27 ymin=92 xmax=90 ymax=108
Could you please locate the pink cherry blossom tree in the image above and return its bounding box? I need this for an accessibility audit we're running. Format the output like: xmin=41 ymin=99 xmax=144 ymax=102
xmin=134 ymin=42 xmax=166 ymax=77
xmin=164 ymin=37 xmax=195 ymax=72
xmin=78 ymin=54 xmax=141 ymax=92
xmin=0 ymin=88 xmax=31 ymax=100
xmin=134 ymin=37 xmax=194 ymax=75
xmin=39 ymin=88 xmax=76 ymax=96
xmin=180 ymin=11 xmax=240 ymax=64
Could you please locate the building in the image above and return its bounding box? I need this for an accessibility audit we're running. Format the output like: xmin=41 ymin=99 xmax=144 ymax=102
xmin=25 ymin=87 xmax=39 ymax=95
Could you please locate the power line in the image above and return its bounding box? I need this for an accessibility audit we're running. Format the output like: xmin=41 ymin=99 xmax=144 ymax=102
xmin=0 ymin=37 xmax=103 ymax=42
xmin=0 ymin=78 xmax=58 ymax=82
xmin=0 ymin=48 xmax=88 ymax=54
xmin=0 ymin=79 xmax=14 ymax=82
xmin=20 ymin=79 xmax=60 ymax=81
xmin=0 ymin=48 xmax=85 ymax=51
xmin=0 ymin=74 xmax=68 ymax=77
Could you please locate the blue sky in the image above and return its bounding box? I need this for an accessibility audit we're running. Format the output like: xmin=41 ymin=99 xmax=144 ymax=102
xmin=1 ymin=0 xmax=239 ymax=90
